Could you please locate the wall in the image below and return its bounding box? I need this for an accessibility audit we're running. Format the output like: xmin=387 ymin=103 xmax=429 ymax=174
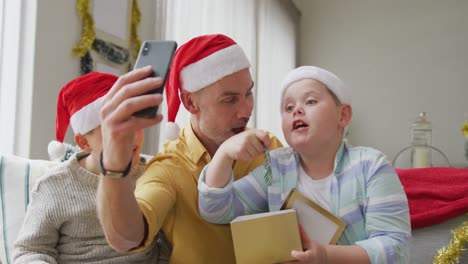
xmin=28 ymin=0 xmax=156 ymax=159
xmin=293 ymin=0 xmax=468 ymax=167
xmin=21 ymin=0 xmax=468 ymax=166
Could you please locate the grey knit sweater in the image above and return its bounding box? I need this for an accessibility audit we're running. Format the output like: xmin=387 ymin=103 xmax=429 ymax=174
xmin=12 ymin=152 xmax=158 ymax=264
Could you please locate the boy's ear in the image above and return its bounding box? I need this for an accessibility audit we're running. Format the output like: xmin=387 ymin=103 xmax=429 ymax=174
xmin=180 ymin=90 xmax=200 ymax=114
xmin=338 ymin=104 xmax=353 ymax=128
xmin=74 ymin=134 xmax=91 ymax=152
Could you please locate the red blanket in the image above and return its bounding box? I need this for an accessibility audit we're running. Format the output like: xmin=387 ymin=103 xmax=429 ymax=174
xmin=396 ymin=167 xmax=468 ymax=229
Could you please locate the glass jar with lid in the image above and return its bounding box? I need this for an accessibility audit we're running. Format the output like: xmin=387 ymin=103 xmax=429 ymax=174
xmin=410 ymin=112 xmax=432 ymax=168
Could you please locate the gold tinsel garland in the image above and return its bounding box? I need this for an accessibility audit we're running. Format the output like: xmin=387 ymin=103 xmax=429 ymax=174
xmin=131 ymin=0 xmax=142 ymax=62
xmin=72 ymin=0 xmax=95 ymax=57
xmin=462 ymin=122 xmax=468 ymax=137
xmin=72 ymin=0 xmax=141 ymax=65
xmin=432 ymin=219 xmax=468 ymax=264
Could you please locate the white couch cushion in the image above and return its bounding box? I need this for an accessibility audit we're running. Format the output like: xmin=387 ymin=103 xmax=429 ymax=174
xmin=0 ymin=154 xmax=58 ymax=264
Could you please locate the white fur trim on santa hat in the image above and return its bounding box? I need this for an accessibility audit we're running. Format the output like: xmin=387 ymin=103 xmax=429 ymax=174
xmin=280 ymin=66 xmax=351 ymax=111
xmin=70 ymin=97 xmax=103 ymax=135
xmin=180 ymin=45 xmax=250 ymax=92
xmin=161 ymin=122 xmax=181 ymax=142
xmin=48 ymin=140 xmax=68 ymax=161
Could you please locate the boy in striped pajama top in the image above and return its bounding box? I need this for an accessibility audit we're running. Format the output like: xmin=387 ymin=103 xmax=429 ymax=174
xmin=198 ymin=66 xmax=411 ymax=264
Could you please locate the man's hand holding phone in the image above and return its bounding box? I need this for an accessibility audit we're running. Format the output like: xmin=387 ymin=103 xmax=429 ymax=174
xmin=99 ymin=39 xmax=177 ymax=171
xmin=99 ymin=66 xmax=164 ymax=172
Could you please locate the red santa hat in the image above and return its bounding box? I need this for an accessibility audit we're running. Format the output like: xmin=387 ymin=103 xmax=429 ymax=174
xmin=48 ymin=72 xmax=118 ymax=160
xmin=163 ymin=34 xmax=251 ymax=141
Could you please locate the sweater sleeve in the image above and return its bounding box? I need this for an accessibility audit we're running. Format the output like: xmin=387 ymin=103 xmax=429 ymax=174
xmin=198 ymin=164 xmax=269 ymax=224
xmin=355 ymin=152 xmax=412 ymax=264
xmin=12 ymin=179 xmax=60 ymax=264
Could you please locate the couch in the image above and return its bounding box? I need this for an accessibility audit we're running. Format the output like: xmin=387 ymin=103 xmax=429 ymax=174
xmin=0 ymin=154 xmax=59 ymax=264
xmin=0 ymin=153 xmax=466 ymax=264
xmin=397 ymin=167 xmax=468 ymax=263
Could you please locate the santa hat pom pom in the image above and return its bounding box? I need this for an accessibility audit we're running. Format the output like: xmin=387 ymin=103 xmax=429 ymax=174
xmin=48 ymin=140 xmax=67 ymax=161
xmin=162 ymin=122 xmax=181 ymax=142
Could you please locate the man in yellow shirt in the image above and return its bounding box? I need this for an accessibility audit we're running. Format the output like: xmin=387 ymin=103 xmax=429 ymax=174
xmin=96 ymin=34 xmax=282 ymax=264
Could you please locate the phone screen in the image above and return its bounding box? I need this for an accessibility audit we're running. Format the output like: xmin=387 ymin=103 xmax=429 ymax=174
xmin=132 ymin=40 xmax=177 ymax=118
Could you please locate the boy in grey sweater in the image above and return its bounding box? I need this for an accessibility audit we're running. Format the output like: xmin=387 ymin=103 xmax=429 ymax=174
xmin=13 ymin=72 xmax=159 ymax=263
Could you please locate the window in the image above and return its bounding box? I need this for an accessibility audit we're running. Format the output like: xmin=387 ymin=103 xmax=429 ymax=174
xmin=0 ymin=0 xmax=36 ymax=157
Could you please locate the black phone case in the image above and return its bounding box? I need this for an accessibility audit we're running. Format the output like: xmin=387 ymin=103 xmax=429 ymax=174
xmin=132 ymin=40 xmax=177 ymax=118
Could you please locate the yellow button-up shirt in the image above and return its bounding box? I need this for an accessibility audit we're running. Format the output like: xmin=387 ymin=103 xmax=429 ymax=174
xmin=135 ymin=124 xmax=283 ymax=264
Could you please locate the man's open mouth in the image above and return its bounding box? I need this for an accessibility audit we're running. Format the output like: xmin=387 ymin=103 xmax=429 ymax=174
xmin=231 ymin=127 xmax=246 ymax=134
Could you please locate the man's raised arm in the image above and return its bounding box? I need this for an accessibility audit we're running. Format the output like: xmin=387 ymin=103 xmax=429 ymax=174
xmin=96 ymin=67 xmax=164 ymax=251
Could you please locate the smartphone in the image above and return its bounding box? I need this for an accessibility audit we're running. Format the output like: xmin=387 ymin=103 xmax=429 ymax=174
xmin=132 ymin=40 xmax=178 ymax=118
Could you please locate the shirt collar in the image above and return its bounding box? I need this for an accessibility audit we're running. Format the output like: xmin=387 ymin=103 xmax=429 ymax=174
xmin=182 ymin=123 xmax=211 ymax=164
xmin=333 ymin=142 xmax=347 ymax=175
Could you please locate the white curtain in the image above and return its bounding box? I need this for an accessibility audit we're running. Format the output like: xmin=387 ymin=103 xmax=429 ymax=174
xmin=256 ymin=0 xmax=299 ymax=145
xmin=0 ymin=0 xmax=36 ymax=156
xmin=155 ymin=0 xmax=299 ymax=149
xmin=0 ymin=0 xmax=21 ymax=155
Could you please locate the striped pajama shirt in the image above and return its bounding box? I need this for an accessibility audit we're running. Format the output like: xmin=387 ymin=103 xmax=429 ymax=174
xmin=198 ymin=143 xmax=411 ymax=264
